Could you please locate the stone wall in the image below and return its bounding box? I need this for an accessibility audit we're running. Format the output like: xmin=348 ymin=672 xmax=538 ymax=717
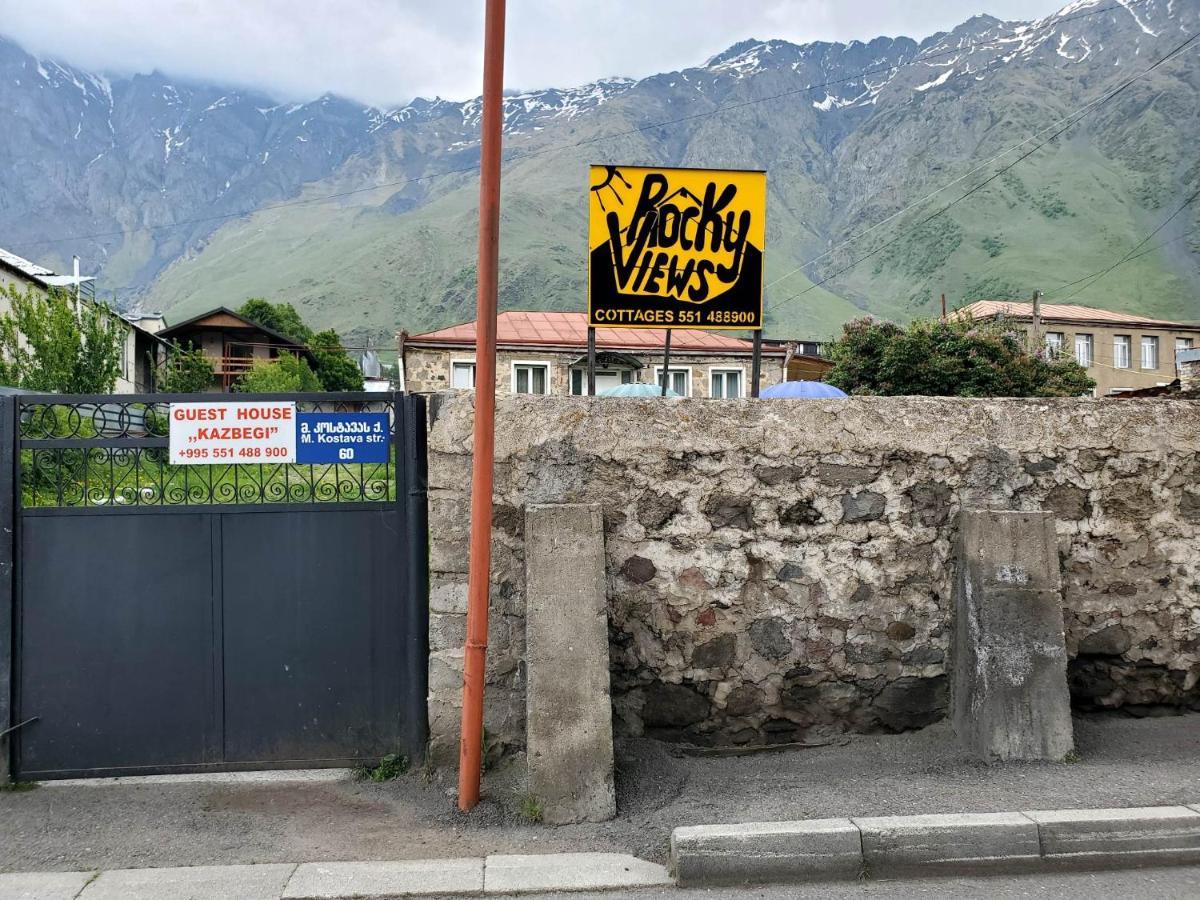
xmin=1179 ymin=349 xmax=1200 ymax=393
xmin=426 ymin=393 xmax=1200 ymax=762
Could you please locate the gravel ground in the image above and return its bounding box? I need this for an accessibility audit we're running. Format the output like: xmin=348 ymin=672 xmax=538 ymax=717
xmin=2 ymin=712 xmax=1198 ymax=873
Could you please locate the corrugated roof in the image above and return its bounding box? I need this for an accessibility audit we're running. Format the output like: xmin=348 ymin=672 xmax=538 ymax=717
xmin=407 ymin=310 xmax=781 ymax=353
xmin=0 ymin=247 xmax=55 ymax=283
xmin=957 ymin=300 xmax=1197 ymax=329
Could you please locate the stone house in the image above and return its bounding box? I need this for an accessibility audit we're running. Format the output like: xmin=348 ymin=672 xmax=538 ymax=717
xmin=0 ymin=246 xmax=163 ymax=393
xmin=958 ymin=300 xmax=1200 ymax=397
xmin=399 ymin=310 xmax=829 ymax=398
xmin=157 ymin=307 xmax=318 ymax=393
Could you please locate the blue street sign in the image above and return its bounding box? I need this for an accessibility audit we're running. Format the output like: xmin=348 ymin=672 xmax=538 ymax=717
xmin=296 ymin=412 xmax=390 ymax=464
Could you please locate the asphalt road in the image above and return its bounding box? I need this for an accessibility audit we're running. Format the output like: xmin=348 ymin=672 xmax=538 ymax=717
xmin=475 ymin=866 xmax=1200 ymax=899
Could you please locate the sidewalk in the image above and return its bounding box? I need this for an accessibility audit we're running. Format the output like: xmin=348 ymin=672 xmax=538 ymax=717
xmin=0 ymin=853 xmax=672 ymax=899
xmin=1 ymin=714 xmax=1197 ymax=874
xmin=5 ymin=809 xmax=1200 ymax=899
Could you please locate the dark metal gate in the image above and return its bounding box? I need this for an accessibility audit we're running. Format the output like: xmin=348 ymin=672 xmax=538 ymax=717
xmin=0 ymin=391 xmax=428 ymax=780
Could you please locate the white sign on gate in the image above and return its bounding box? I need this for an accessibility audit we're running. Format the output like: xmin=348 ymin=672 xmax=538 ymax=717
xmin=169 ymin=401 xmax=298 ymax=465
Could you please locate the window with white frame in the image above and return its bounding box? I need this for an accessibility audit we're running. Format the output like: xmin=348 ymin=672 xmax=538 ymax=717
xmin=512 ymin=362 xmax=550 ymax=395
xmin=652 ymin=366 xmax=691 ymax=396
xmin=450 ymin=360 xmax=476 ymax=389
xmin=119 ymin=332 xmax=130 ymax=380
xmin=1113 ymin=335 xmax=1131 ymax=369
xmin=1074 ymin=333 xmax=1093 ymax=368
xmin=1044 ymin=332 xmax=1064 ymax=357
xmin=1140 ymin=336 xmax=1159 ymax=370
xmin=709 ymin=367 xmax=744 ymax=399
xmin=1175 ymin=337 xmax=1193 ymax=354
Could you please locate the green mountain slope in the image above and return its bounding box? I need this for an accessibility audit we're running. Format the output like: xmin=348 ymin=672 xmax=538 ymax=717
xmin=101 ymin=2 xmax=1200 ymax=340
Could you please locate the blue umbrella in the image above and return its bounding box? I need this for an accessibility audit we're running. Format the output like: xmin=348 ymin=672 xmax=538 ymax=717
xmin=598 ymin=382 xmax=682 ymax=398
xmin=760 ymin=380 xmax=848 ymax=399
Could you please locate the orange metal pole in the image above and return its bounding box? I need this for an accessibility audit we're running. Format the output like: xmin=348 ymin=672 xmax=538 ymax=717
xmin=458 ymin=0 xmax=506 ymax=813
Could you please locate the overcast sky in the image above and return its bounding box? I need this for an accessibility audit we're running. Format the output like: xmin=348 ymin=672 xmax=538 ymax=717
xmin=2 ymin=0 xmax=1065 ymax=107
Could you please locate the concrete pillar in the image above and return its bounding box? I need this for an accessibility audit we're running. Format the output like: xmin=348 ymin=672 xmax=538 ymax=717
xmin=524 ymin=503 xmax=616 ymax=824
xmin=952 ymin=510 xmax=1074 ymax=762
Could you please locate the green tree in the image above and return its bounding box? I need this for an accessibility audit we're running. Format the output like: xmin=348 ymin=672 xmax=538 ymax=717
xmin=154 ymin=341 xmax=215 ymax=393
xmin=0 ymin=283 xmax=123 ymax=392
xmin=824 ymin=315 xmax=1095 ymax=397
xmin=239 ymin=298 xmax=313 ymax=344
xmin=238 ymin=300 xmax=363 ymax=391
xmin=310 ymin=329 xmax=364 ymax=391
xmin=235 ymin=353 xmax=322 ymax=393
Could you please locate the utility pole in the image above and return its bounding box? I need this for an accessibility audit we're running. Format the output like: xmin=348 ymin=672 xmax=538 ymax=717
xmin=458 ymin=0 xmax=506 ymax=814
xmin=1031 ymin=289 xmax=1043 ymax=354
xmin=940 ymin=293 xmax=947 ymax=321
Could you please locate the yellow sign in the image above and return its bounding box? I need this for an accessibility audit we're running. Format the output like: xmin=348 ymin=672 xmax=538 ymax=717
xmin=588 ymin=165 xmax=765 ymax=330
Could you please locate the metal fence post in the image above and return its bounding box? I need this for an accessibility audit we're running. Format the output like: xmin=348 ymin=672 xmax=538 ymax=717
xmin=0 ymin=395 xmax=15 ymax=784
xmin=397 ymin=393 xmax=429 ymax=762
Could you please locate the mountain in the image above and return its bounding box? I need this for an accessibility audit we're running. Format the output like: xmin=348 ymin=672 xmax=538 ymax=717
xmin=1 ymin=0 xmax=1198 ymax=345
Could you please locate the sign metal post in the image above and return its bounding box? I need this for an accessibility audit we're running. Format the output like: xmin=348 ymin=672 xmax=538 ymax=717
xmin=660 ymin=329 xmax=672 ymax=397
xmin=587 ymin=326 xmax=596 ymax=396
xmin=751 ymin=329 xmax=763 ymax=398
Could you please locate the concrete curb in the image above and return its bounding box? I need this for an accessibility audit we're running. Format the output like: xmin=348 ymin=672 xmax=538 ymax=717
xmin=38 ymin=769 xmax=352 ymax=789
xmin=670 ymin=804 xmax=1200 ymax=887
xmin=671 ymin=819 xmax=862 ymax=885
xmin=0 ymin=853 xmax=671 ymax=900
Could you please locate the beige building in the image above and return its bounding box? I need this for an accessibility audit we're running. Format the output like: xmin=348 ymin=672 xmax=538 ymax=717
xmin=959 ymin=300 xmax=1200 ymax=397
xmin=399 ymin=311 xmax=830 ymax=398
xmin=0 ymin=246 xmax=163 ymax=393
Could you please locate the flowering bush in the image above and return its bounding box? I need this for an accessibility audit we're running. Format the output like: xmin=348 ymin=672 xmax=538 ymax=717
xmin=825 ymin=315 xmax=1095 ymax=397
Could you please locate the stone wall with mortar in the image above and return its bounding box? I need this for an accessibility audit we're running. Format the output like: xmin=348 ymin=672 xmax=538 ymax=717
xmin=426 ymin=393 xmax=1200 ymax=762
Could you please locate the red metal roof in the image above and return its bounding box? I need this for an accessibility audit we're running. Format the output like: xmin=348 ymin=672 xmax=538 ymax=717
xmin=957 ymin=300 xmax=1197 ymax=329
xmin=406 ymin=311 xmax=782 ymax=353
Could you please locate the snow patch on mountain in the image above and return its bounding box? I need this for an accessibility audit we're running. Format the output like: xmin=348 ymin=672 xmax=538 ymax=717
xmin=915 ymin=68 xmax=955 ymax=91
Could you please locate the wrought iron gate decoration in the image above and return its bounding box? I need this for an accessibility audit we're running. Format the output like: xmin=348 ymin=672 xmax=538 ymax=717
xmin=1 ymin=391 xmax=428 ymax=780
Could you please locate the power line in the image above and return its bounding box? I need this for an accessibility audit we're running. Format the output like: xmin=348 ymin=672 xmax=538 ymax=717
xmin=1047 ymin=188 xmax=1200 ymax=302
xmin=18 ymin=0 xmax=1154 ymax=252
xmin=768 ymin=29 xmax=1200 ymax=312
xmin=762 ymin=54 xmax=1109 ymax=293
xmin=1042 ymin=231 xmax=1195 ymax=296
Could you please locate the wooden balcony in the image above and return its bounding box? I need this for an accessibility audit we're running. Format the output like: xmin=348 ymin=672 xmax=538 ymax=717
xmin=212 ymin=355 xmax=260 ymax=376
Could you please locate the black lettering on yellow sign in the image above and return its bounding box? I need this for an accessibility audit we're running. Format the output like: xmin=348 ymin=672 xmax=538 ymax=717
xmin=588 ymin=165 xmax=765 ymax=330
